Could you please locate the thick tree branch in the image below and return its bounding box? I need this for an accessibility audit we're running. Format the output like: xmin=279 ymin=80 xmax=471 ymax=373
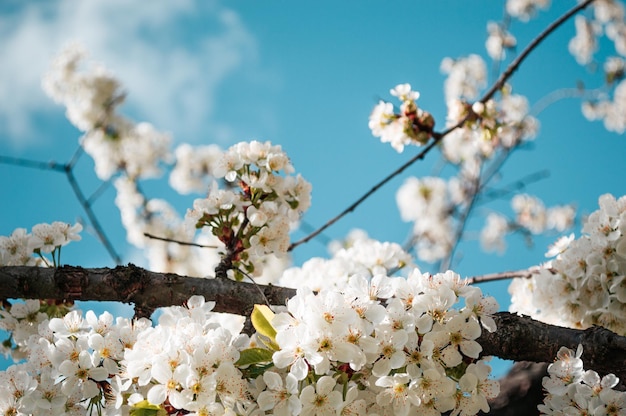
xmin=480 ymin=312 xmax=626 ymax=382
xmin=0 ymin=265 xmax=296 ymax=320
xmin=485 ymin=362 xmax=548 ymax=416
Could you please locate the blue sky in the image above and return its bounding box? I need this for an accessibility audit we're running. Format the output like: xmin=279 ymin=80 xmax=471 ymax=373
xmin=0 ymin=1 xmax=625 ymax=375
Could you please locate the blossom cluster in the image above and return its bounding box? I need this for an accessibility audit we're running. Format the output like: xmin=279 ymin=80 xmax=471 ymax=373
xmin=538 ymin=345 xmax=626 ymax=415
xmin=42 ymin=45 xmax=305 ymax=282
xmin=42 ymin=44 xmax=195 ymax=276
xmin=169 ymin=143 xmax=224 ymax=195
xmin=566 ymin=0 xmax=626 ymax=133
xmin=42 ymin=44 xmax=224 ymax=278
xmin=368 ymin=83 xmax=435 ymax=152
xmin=279 ymin=229 xmax=414 ymax=291
xmin=582 ymin=72 xmax=626 ymax=133
xmin=394 ymin=177 xmax=575 ymax=262
xmin=395 ymin=176 xmax=458 ymax=263
xmin=509 ymin=193 xmax=626 ymax=335
xmin=568 ymin=1 xmax=626 ymax=65
xmin=186 ymin=140 xmax=312 ymax=279
xmin=0 ymin=222 xmax=82 ymax=267
xmin=440 ymin=55 xmax=487 ymax=104
xmin=480 ymin=193 xmax=576 ymax=254
xmin=486 ymin=21 xmax=517 ymax=61
xmin=0 ymin=305 xmax=152 ymax=415
xmin=113 ymin=175 xmax=237 ymax=279
xmin=442 ymin=88 xmax=539 ymax=170
xmin=0 ymin=267 xmax=499 ymax=416
xmin=43 ymin=43 xmax=171 ymax=180
xmin=372 ymin=79 xmax=541 ymax=265
xmin=269 ymin=270 xmax=499 ymax=416
xmin=505 ymin=0 xmax=550 ymax=22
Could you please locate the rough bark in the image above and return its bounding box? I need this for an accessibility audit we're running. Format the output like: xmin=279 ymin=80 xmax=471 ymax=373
xmin=0 ymin=264 xmax=296 ymax=319
xmin=479 ymin=311 xmax=626 ymax=382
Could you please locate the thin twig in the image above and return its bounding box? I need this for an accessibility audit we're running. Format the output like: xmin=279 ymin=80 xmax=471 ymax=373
xmin=64 ymin=167 xmax=122 ymax=265
xmin=66 ymin=145 xmax=84 ymax=170
xmin=441 ymin=169 xmax=482 ymax=271
xmin=237 ymin=268 xmax=272 ymax=309
xmin=86 ymin=179 xmax=113 ymax=206
xmin=0 ymin=155 xmax=66 ymax=172
xmin=289 ymin=0 xmax=594 ymax=253
xmin=297 ymin=220 xmax=333 ymax=247
xmin=288 ymin=135 xmax=443 ymax=251
xmin=477 ymin=146 xmax=517 ymax=194
xmin=530 ymin=87 xmax=608 ymax=117
xmin=466 ymin=267 xmax=544 ymax=285
xmin=478 ymin=169 xmax=550 ymax=205
xmin=288 ymin=124 xmax=458 ymax=252
xmin=143 ymin=232 xmax=218 ymax=249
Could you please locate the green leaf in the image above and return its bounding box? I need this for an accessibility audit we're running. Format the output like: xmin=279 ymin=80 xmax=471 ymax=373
xmin=236 ymin=347 xmax=274 ymax=367
xmin=129 ymin=400 xmax=165 ymax=416
xmin=240 ymin=361 xmax=275 ymax=379
xmin=445 ymin=361 xmax=469 ymax=381
xmin=251 ymin=304 xmax=277 ymax=341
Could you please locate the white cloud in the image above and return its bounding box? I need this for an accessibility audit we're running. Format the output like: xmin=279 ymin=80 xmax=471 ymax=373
xmin=0 ymin=0 xmax=259 ymax=146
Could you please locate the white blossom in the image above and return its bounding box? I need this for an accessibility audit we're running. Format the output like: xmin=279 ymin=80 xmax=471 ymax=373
xmin=486 ymin=21 xmax=517 ymax=60
xmin=506 ymin=0 xmax=550 ymax=22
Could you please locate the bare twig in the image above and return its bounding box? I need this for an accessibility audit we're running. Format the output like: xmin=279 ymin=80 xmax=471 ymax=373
xmin=0 ymin=154 xmax=122 ymax=265
xmin=64 ymin=167 xmax=122 ymax=265
xmin=466 ymin=267 xmax=543 ymax=285
xmin=86 ymin=179 xmax=113 ymax=206
xmin=66 ymin=145 xmax=84 ymax=169
xmin=478 ymin=169 xmax=550 ymax=205
xmin=237 ymin=268 xmax=272 ymax=308
xmin=143 ymin=232 xmax=218 ymax=249
xmin=0 ymin=155 xmax=66 ymax=172
xmin=441 ymin=171 xmax=482 ymax=272
xmin=530 ymin=87 xmax=608 ymax=117
xmin=440 ymin=145 xmax=518 ymax=270
xmin=288 ymin=124 xmax=457 ymax=251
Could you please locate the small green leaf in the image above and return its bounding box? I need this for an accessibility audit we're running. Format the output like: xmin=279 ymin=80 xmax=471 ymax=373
xmin=130 ymin=400 xmax=165 ymax=416
xmin=239 ymin=361 xmax=275 ymax=379
xmin=251 ymin=304 xmax=277 ymax=341
xmin=236 ymin=347 xmax=274 ymax=367
xmin=445 ymin=361 xmax=469 ymax=381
